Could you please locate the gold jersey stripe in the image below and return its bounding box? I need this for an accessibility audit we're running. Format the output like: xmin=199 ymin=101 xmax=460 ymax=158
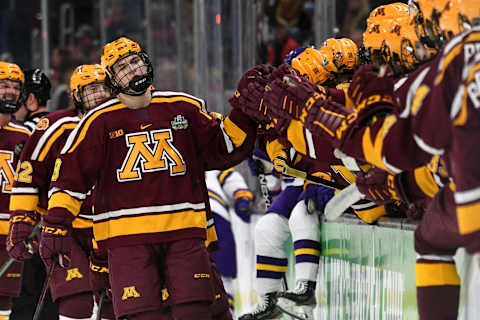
xmin=151 ymin=96 xmax=211 ymax=118
xmin=93 ymin=209 xmax=207 ymax=241
xmin=354 ymin=205 xmax=386 ymax=224
xmin=3 ymin=125 xmax=30 ymax=136
xmin=205 ymin=224 xmax=218 ymax=248
xmin=10 ymin=194 xmax=38 ymax=212
xmin=208 ymin=191 xmax=227 ymax=207
xmin=38 ymin=123 xmax=77 ymax=161
xmin=68 ymin=102 xmax=126 ymax=153
xmin=48 ymin=192 xmax=83 ymax=216
xmin=287 ymin=120 xmax=307 ymax=156
xmin=457 ymin=201 xmax=480 ymax=235
xmin=73 ymin=217 xmax=93 ymax=229
xmin=0 ymin=220 xmax=8 ymax=235
xmin=414 ymin=166 xmax=440 ymax=199
xmin=415 ymin=262 xmax=460 ymax=287
xmin=223 ymin=117 xmax=246 ymax=147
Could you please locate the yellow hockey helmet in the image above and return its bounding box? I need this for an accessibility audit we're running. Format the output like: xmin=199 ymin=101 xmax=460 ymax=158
xmin=0 ymin=61 xmax=24 ymax=113
xmin=322 ymin=38 xmax=359 ymax=73
xmin=70 ymin=64 xmax=110 ymax=111
xmin=291 ymin=47 xmax=333 ymax=85
xmin=458 ymin=0 xmax=480 ymax=28
xmin=413 ymin=0 xmax=462 ymax=50
xmin=101 ymin=37 xmax=153 ymax=95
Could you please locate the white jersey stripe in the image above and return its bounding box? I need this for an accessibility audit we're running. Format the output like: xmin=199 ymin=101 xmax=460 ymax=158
xmin=152 ymin=91 xmax=206 ymax=113
xmin=61 ymin=98 xmax=120 ymax=154
xmin=454 ymin=186 xmax=480 ymax=204
xmin=12 ymin=187 xmax=39 ymax=194
xmin=94 ymin=202 xmax=206 ymax=221
xmin=31 ymin=116 xmax=80 ymax=160
xmin=413 ymin=134 xmax=444 ymax=156
xmin=48 ymin=187 xmax=87 ymax=200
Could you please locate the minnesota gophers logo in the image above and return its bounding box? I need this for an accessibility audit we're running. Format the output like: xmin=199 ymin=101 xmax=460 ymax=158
xmin=35 ymin=118 xmax=49 ymax=130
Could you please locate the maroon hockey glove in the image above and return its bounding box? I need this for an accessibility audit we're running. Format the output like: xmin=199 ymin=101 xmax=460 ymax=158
xmin=229 ymin=81 xmax=272 ymax=123
xmin=6 ymin=212 xmax=39 ymax=261
xmin=89 ymin=253 xmax=111 ymax=298
xmin=356 ymin=167 xmax=402 ymax=205
xmin=347 ymin=64 xmax=396 ymax=114
xmin=39 ymin=215 xmax=73 ymax=269
xmin=229 ymin=64 xmax=274 ymax=122
xmin=263 ymin=76 xmax=323 ymax=120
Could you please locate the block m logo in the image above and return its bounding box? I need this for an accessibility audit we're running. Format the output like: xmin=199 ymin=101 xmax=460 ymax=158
xmin=117 ymin=129 xmax=186 ymax=182
xmin=122 ymin=286 xmax=141 ymax=300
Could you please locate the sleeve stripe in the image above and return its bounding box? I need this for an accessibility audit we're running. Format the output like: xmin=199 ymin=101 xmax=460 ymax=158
xmin=48 ymin=187 xmax=86 ymax=200
xmin=4 ymin=123 xmax=30 ymax=136
xmin=454 ymin=186 xmax=480 ymax=204
xmin=61 ymin=99 xmax=123 ymax=154
xmin=401 ymin=67 xmax=430 ymax=119
xmin=152 ymin=91 xmax=206 ymax=113
xmin=11 ymin=187 xmax=38 ymax=194
xmin=31 ymin=117 xmax=79 ymax=160
xmin=219 ymin=121 xmax=234 ymax=153
xmin=449 ymin=84 xmax=465 ymax=120
xmin=413 ymin=135 xmax=444 ymax=156
xmin=305 ymin=129 xmax=316 ymax=159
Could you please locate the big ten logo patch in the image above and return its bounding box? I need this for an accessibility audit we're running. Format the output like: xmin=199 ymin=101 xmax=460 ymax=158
xmin=66 ymin=268 xmax=84 ymax=281
xmin=116 ymin=129 xmax=186 ymax=182
xmin=122 ymin=286 xmax=141 ymax=300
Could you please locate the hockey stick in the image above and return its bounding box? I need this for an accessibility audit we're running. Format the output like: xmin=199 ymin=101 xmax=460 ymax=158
xmin=277 ymin=304 xmax=307 ymax=320
xmin=96 ymin=290 xmax=107 ymax=320
xmin=254 ymin=160 xmax=272 ymax=208
xmin=252 ymin=157 xmax=345 ymax=191
xmin=0 ymin=222 xmax=42 ymax=278
xmin=33 ymin=258 xmax=56 ymax=320
xmin=324 ymin=183 xmax=365 ymax=221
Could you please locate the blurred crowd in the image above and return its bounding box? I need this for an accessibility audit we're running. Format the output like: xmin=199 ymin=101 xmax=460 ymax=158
xmin=0 ymin=0 xmax=405 ymax=111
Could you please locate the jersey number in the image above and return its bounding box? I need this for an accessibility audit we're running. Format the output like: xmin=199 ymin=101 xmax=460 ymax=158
xmin=116 ymin=129 xmax=186 ymax=182
xmin=0 ymin=151 xmax=15 ymax=193
xmin=16 ymin=161 xmax=33 ymax=183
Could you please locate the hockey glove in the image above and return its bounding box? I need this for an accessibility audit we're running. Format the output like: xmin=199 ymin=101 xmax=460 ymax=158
xmin=263 ymin=75 xmax=323 ymax=121
xmin=272 ymin=150 xmax=289 ymax=174
xmin=234 ymin=190 xmax=255 ymax=223
xmin=39 ymin=215 xmax=73 ymax=269
xmin=6 ymin=212 xmax=40 ymax=261
xmin=346 ymin=64 xmax=396 ymax=114
xmin=356 ymin=167 xmax=401 ymax=205
xmin=301 ymin=184 xmax=335 ymax=213
xmin=89 ymin=252 xmax=111 ymax=298
xmin=229 ymin=65 xmax=274 ymax=123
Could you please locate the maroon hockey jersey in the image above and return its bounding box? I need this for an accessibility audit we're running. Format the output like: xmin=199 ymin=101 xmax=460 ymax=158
xmin=48 ymin=90 xmax=256 ymax=250
xmin=0 ymin=122 xmax=30 ymax=239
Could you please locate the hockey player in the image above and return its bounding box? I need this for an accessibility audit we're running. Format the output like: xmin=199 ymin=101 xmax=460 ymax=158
xmin=17 ymin=69 xmax=51 ymax=132
xmin=206 ymin=167 xmax=254 ymax=316
xmin=254 ymin=1 xmax=480 ymax=319
xmin=8 ymin=64 xmax=114 ymax=320
xmin=0 ymin=61 xmax=31 ymax=320
xmin=40 ymin=37 xmax=256 ymax=320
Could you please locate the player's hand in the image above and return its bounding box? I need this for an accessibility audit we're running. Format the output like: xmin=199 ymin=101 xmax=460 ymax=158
xmin=39 ymin=216 xmax=72 ymax=269
xmin=302 ymin=184 xmax=335 ymax=213
xmin=234 ymin=190 xmax=255 ymax=223
xmin=6 ymin=212 xmax=39 ymax=261
xmin=89 ymin=252 xmax=111 ymax=296
xmin=263 ymin=75 xmax=321 ymax=120
xmin=272 ymin=150 xmax=288 ymax=174
xmin=356 ymin=167 xmax=400 ymax=205
xmin=347 ymin=64 xmax=396 ymax=113
xmin=229 ymin=65 xmax=275 ymax=122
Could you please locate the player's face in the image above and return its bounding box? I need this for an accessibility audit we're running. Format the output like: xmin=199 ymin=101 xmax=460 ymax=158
xmin=112 ymin=54 xmax=148 ymax=89
xmin=81 ymin=83 xmax=110 ymax=111
xmin=0 ymin=79 xmax=21 ymax=103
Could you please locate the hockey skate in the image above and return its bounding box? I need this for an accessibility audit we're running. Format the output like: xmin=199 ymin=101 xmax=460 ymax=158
xmin=238 ymin=292 xmax=281 ymax=320
xmin=276 ymin=280 xmax=316 ymax=305
xmin=276 ymin=280 xmax=316 ymax=320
